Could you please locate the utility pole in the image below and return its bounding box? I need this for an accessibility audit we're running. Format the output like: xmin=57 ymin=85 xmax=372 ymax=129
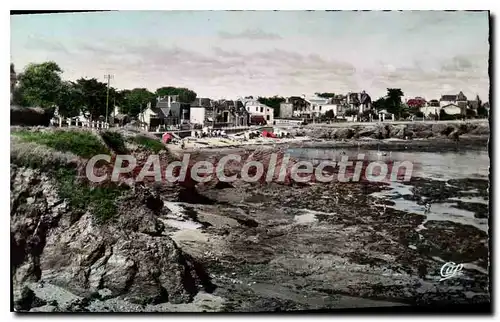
xmin=104 ymin=74 xmax=114 ymax=124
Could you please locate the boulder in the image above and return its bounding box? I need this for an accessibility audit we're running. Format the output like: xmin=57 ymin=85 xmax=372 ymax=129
xmin=10 ymin=166 xmax=205 ymax=310
xmin=334 ymin=128 xmax=355 ymax=140
xmin=356 ymin=126 xmax=377 ymax=138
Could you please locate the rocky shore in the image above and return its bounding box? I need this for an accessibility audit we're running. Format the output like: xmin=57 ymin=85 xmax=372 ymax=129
xmin=175 ymin=121 xmax=489 ymax=154
xmin=10 ymin=127 xmax=490 ymax=312
xmin=296 ymin=121 xmax=490 ymax=141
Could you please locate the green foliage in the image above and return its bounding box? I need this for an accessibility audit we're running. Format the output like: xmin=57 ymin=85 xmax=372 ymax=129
xmin=12 ymin=130 xmax=109 ymax=158
xmin=129 ymin=135 xmax=165 ymax=153
xmin=10 ymin=63 xmax=16 ymax=93
xmin=415 ymin=111 xmax=424 ymax=118
xmin=11 ymin=87 xmax=29 ymax=107
xmin=385 ymin=88 xmax=405 ymax=119
xmin=315 ymin=92 xmax=336 ymax=98
xmin=257 ymin=96 xmax=286 ymax=117
xmin=100 ymin=131 xmax=127 ymax=154
xmin=121 ymin=88 xmax=156 ymax=117
xmin=54 ymin=168 xmax=125 ymax=223
xmin=156 ymin=86 xmax=197 ymax=103
xmin=465 ymin=108 xmax=477 ymax=118
xmin=16 ymin=61 xmax=63 ymax=108
xmin=57 ymin=81 xmax=84 ymax=118
xmin=372 ymin=97 xmax=386 ymax=111
xmin=324 ymin=110 xmax=335 ymax=119
xmin=477 ymin=105 xmax=489 ymax=117
xmin=75 ymin=78 xmax=109 ymax=120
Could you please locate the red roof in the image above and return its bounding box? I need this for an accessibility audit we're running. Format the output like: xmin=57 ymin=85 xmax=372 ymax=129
xmin=407 ymin=98 xmax=426 ymax=107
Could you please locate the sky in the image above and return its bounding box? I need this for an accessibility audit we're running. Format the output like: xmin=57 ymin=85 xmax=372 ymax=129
xmin=10 ymin=10 xmax=490 ymax=101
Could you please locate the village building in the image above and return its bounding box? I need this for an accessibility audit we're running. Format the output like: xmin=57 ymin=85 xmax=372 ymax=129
xmin=241 ymin=98 xmax=274 ymax=125
xmin=440 ymin=91 xmax=468 ymax=108
xmin=441 ymin=104 xmax=462 ymax=115
xmin=279 ymin=98 xmax=294 ymax=118
xmin=138 ymin=95 xmax=189 ymax=129
xmin=189 ymin=97 xmax=212 ymax=126
xmin=210 ymin=99 xmax=250 ymax=127
xmin=346 ymin=91 xmax=372 ymax=114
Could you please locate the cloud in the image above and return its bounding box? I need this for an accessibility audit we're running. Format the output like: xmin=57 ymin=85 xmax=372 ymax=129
xmin=218 ymin=29 xmax=282 ymax=40
xmin=22 ymin=37 xmax=70 ymax=54
xmin=440 ymin=55 xmax=478 ymax=72
xmin=18 ymin=35 xmax=488 ymax=99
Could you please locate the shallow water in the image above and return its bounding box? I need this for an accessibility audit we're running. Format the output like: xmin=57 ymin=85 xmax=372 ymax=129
xmin=290 ymin=148 xmax=490 ymax=232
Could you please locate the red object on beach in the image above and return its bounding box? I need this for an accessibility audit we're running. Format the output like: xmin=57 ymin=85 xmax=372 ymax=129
xmin=262 ymin=130 xmax=276 ymax=138
xmin=162 ymin=132 xmax=173 ymax=143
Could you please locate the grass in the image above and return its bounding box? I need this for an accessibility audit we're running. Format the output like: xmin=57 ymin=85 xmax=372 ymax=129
xmin=128 ymin=135 xmax=165 ymax=153
xmin=12 ymin=129 xmax=109 ymax=159
xmin=55 ymin=168 xmax=126 ymax=224
xmin=100 ymin=130 xmax=128 ymax=154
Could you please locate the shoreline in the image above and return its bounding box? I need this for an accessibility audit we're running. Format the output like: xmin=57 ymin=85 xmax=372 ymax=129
xmin=172 ymin=135 xmax=489 ymax=154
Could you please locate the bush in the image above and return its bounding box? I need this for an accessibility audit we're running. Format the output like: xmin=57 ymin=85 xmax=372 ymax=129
xmin=466 ymin=108 xmax=477 ymax=118
xmin=12 ymin=129 xmax=109 ymax=158
xmin=415 ymin=111 xmax=424 ymax=118
xmin=11 ymin=136 xmax=79 ymax=170
xmin=101 ymin=130 xmax=127 ymax=154
xmin=55 ymin=168 xmax=126 ymax=223
xmin=129 ymin=135 xmax=165 ymax=153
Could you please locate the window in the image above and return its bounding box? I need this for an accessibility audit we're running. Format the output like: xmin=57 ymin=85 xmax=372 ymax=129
xmin=266 ymin=115 xmax=270 ymax=121
xmin=260 ymin=107 xmax=264 ymax=113
xmin=319 ymin=106 xmax=322 ymax=111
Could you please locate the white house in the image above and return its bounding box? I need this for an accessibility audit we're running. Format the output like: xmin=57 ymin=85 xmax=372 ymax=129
xmin=138 ymin=103 xmax=158 ymax=126
xmin=243 ymin=99 xmax=274 ymax=125
xmin=440 ymin=91 xmax=467 ymax=108
xmin=189 ymin=107 xmax=205 ymax=125
xmin=300 ymin=95 xmax=343 ymax=118
xmin=442 ymin=103 xmax=461 ymax=115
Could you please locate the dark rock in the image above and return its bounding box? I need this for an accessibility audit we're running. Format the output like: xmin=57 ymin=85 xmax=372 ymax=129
xmin=14 ymin=286 xmax=46 ymax=311
xmin=11 ymin=106 xmax=54 ymax=127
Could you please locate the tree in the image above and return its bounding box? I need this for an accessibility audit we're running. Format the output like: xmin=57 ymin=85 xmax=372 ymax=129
xmin=257 ymin=96 xmax=286 ymax=117
xmin=477 ymin=105 xmax=489 ymax=118
xmin=315 ymin=92 xmax=335 ymax=98
xmin=10 ymin=63 xmax=16 ymax=95
xmin=386 ymin=88 xmax=404 ymax=119
xmin=16 ymin=61 xmax=63 ymax=108
xmin=325 ymin=110 xmax=335 ymax=119
xmin=155 ymin=86 xmax=197 ymax=103
xmin=465 ymin=108 xmax=477 ymax=118
xmin=372 ymin=97 xmax=387 ymax=111
xmin=122 ymin=88 xmax=156 ymax=117
xmin=57 ymin=81 xmax=84 ymax=118
xmin=76 ymin=78 xmax=108 ymax=120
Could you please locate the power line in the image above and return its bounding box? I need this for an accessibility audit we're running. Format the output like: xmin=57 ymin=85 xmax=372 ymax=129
xmin=104 ymin=74 xmax=114 ymax=124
